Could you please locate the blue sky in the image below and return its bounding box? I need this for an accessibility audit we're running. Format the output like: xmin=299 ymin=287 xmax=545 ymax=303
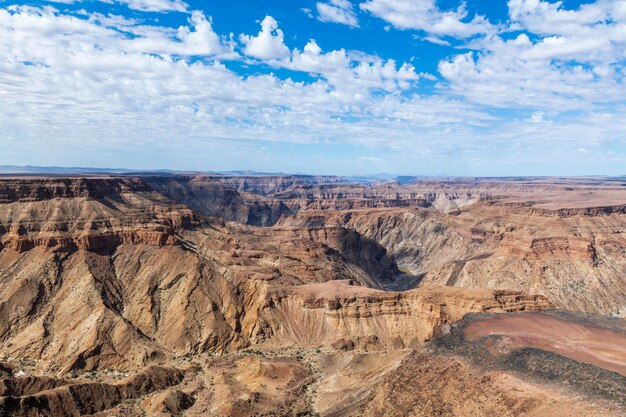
xmin=0 ymin=0 xmax=625 ymax=175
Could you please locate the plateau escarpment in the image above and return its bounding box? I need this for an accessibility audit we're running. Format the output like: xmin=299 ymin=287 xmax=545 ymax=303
xmin=248 ymin=281 xmax=551 ymax=351
xmin=0 ymin=177 xmax=197 ymax=253
xmin=0 ymin=177 xmax=152 ymax=203
xmin=144 ymin=176 xmax=293 ymax=226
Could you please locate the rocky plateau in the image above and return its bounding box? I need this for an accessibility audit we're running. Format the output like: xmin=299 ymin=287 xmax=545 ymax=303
xmin=0 ymin=174 xmax=624 ymax=416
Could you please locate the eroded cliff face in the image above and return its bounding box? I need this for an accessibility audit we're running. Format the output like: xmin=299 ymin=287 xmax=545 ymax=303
xmin=0 ymin=177 xmax=197 ymax=254
xmin=246 ymin=281 xmax=551 ymax=351
xmin=0 ymin=365 xmax=186 ymax=417
xmin=0 ymin=244 xmax=549 ymax=376
xmin=144 ymin=176 xmax=293 ymax=227
xmin=0 ymin=178 xmax=152 ymax=203
xmin=281 ymin=202 xmax=626 ymax=315
xmin=214 ymin=175 xmax=346 ymax=196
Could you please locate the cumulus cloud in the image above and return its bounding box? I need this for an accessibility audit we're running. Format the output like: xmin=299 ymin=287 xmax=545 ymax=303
xmin=119 ymin=10 xmax=234 ymax=56
xmin=504 ymin=0 xmax=626 ymax=64
xmin=239 ymin=16 xmax=290 ymax=60
xmin=0 ymin=5 xmax=463 ymax=156
xmin=52 ymin=0 xmax=189 ymax=13
xmin=1 ymin=6 xmax=232 ymax=58
xmin=360 ymin=0 xmax=495 ymax=39
xmin=285 ymin=40 xmax=421 ymax=92
xmin=507 ymin=0 xmax=610 ymax=35
xmin=316 ymin=0 xmax=359 ymax=27
xmin=438 ymin=1 xmax=626 ymax=110
xmin=125 ymin=10 xmax=234 ymax=57
xmin=238 ymin=16 xmax=421 ymax=92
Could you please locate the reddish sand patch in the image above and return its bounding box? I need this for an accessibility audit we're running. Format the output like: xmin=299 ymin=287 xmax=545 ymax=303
xmin=464 ymin=313 xmax=626 ymax=376
xmin=292 ymin=280 xmax=385 ymax=299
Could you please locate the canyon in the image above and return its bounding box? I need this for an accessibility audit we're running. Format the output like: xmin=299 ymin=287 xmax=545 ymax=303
xmin=0 ymin=174 xmax=624 ymax=416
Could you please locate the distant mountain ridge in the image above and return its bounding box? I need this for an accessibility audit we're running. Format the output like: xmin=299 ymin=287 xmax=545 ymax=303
xmin=1 ymin=166 xmax=624 ymax=184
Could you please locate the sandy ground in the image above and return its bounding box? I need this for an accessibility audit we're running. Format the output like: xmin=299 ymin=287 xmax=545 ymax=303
xmin=463 ymin=312 xmax=626 ymax=376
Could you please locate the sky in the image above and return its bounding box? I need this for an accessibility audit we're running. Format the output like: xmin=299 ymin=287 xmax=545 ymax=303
xmin=0 ymin=0 xmax=625 ymax=176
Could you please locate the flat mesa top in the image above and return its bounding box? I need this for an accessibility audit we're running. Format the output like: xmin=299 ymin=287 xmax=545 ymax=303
xmin=1 ymin=174 xmax=624 ymax=210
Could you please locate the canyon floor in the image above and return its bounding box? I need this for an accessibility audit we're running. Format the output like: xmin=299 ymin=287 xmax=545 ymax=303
xmin=0 ymin=174 xmax=624 ymax=416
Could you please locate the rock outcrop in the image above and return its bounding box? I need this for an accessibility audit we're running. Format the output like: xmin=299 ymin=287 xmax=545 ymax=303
xmin=248 ymin=281 xmax=552 ymax=351
xmin=0 ymin=366 xmax=184 ymax=417
xmin=144 ymin=176 xmax=293 ymax=226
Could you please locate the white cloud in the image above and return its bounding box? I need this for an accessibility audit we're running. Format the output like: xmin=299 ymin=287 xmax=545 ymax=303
xmin=529 ymin=111 xmax=546 ymax=123
xmin=0 ymin=5 xmax=469 ymax=156
xmin=438 ymin=46 xmax=618 ymax=111
xmin=238 ymin=16 xmax=421 ymax=92
xmin=316 ymin=0 xmax=359 ymax=27
xmin=120 ymin=0 xmax=188 ymax=12
xmin=239 ymin=16 xmax=290 ymax=60
xmin=507 ymin=0 xmax=610 ymax=35
xmin=504 ymin=0 xmax=626 ymax=64
xmin=125 ymin=10 xmax=233 ymax=57
xmin=52 ymin=0 xmax=189 ymax=13
xmin=0 ymin=2 xmax=625 ymax=173
xmin=422 ymin=35 xmax=451 ymax=46
xmin=2 ymin=6 xmax=232 ymax=58
xmin=285 ymin=39 xmax=421 ymax=93
xmin=360 ymin=0 xmax=495 ymax=39
xmin=438 ymin=1 xmax=626 ymax=110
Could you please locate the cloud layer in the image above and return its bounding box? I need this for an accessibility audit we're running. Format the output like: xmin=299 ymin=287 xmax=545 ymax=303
xmin=317 ymin=0 xmax=359 ymax=27
xmin=53 ymin=0 xmax=189 ymax=13
xmin=0 ymin=1 xmax=625 ymax=174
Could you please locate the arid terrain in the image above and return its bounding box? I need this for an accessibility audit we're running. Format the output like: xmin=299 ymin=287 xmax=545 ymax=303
xmin=0 ymin=174 xmax=624 ymax=416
